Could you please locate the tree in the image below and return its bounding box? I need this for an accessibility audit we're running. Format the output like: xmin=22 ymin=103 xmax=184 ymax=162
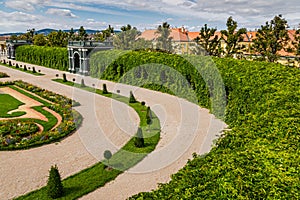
xmin=195 ymin=24 xmax=221 ymax=56
xmin=78 ymin=26 xmax=88 ymax=41
xmin=253 ymin=15 xmax=289 ymax=62
xmin=47 ymin=165 xmax=64 ymax=198
xmin=134 ymin=127 xmax=144 ymax=148
xmin=103 ymin=150 xmax=112 ymax=165
xmin=113 ymin=24 xmax=142 ymax=50
xmin=69 ymin=28 xmax=76 ymax=41
xmin=156 ymin=22 xmax=173 ymax=52
xmin=146 ymin=106 xmax=152 ymax=129
xmin=221 ymin=17 xmax=247 ymax=57
xmin=33 ymin=34 xmax=47 ymax=46
xmin=129 ymin=91 xmax=137 ymax=103
xmin=47 ymin=30 xmax=68 ymax=47
xmin=294 ymin=28 xmax=300 ymax=61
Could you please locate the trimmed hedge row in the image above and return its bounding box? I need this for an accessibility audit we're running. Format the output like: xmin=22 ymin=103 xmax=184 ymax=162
xmin=89 ymin=50 xmax=300 ymax=199
xmin=15 ymin=45 xmax=68 ymax=71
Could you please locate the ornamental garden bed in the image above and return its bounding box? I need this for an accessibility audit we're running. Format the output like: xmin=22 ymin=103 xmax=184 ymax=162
xmin=0 ymin=80 xmax=82 ymax=150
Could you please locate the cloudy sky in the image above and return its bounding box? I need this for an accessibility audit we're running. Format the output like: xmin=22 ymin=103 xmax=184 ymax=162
xmin=0 ymin=0 xmax=299 ymax=33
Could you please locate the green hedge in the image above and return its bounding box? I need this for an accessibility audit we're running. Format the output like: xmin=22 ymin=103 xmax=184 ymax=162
xmin=89 ymin=50 xmax=300 ymax=199
xmin=15 ymin=45 xmax=68 ymax=71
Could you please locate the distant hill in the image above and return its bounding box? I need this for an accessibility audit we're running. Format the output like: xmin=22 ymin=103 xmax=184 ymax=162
xmin=0 ymin=28 xmax=120 ymax=36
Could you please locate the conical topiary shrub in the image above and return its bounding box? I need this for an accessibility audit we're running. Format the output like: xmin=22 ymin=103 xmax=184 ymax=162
xmin=23 ymin=65 xmax=27 ymax=71
xmin=62 ymin=73 xmax=67 ymax=82
xmin=32 ymin=67 xmax=36 ymax=73
xmin=81 ymin=78 xmax=85 ymax=87
xmin=134 ymin=127 xmax=144 ymax=148
xmin=47 ymin=165 xmax=64 ymax=199
xmin=102 ymin=83 xmax=108 ymax=94
xmin=129 ymin=91 xmax=136 ymax=103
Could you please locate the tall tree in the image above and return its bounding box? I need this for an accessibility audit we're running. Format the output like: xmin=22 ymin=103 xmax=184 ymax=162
xmin=156 ymin=22 xmax=173 ymax=52
xmin=69 ymin=28 xmax=76 ymax=41
xmin=33 ymin=34 xmax=47 ymax=46
xmin=78 ymin=26 xmax=88 ymax=40
xmin=113 ymin=24 xmax=142 ymax=50
xmin=294 ymin=28 xmax=300 ymax=61
xmin=253 ymin=15 xmax=289 ymax=62
xmin=47 ymin=30 xmax=68 ymax=47
xmin=221 ymin=17 xmax=246 ymax=57
xmin=195 ymin=24 xmax=221 ymax=56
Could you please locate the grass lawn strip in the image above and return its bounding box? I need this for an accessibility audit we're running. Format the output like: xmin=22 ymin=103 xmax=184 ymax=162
xmin=0 ymin=62 xmax=44 ymax=76
xmin=0 ymin=93 xmax=26 ymax=118
xmin=15 ymin=79 xmax=161 ymax=200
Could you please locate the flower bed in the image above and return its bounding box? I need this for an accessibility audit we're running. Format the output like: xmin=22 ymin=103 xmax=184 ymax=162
xmin=0 ymin=81 xmax=82 ymax=150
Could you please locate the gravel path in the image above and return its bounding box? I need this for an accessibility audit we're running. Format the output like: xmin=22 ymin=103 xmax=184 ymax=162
xmin=0 ymin=59 xmax=226 ymax=200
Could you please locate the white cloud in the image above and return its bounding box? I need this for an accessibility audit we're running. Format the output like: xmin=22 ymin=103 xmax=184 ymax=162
xmin=46 ymin=8 xmax=77 ymax=18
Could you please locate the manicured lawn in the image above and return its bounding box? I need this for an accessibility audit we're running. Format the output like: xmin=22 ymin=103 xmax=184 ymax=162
xmin=15 ymin=79 xmax=161 ymax=199
xmin=0 ymin=93 xmax=26 ymax=118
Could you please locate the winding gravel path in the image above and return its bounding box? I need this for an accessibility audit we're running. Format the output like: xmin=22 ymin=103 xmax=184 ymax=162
xmin=0 ymin=59 xmax=226 ymax=200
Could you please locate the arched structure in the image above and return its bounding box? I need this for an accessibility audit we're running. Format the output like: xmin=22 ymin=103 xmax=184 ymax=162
xmin=6 ymin=40 xmax=33 ymax=59
xmin=68 ymin=41 xmax=114 ymax=75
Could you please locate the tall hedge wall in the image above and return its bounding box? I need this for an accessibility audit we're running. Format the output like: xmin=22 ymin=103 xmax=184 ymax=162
xmin=15 ymin=45 xmax=68 ymax=71
xmin=89 ymin=50 xmax=300 ymax=199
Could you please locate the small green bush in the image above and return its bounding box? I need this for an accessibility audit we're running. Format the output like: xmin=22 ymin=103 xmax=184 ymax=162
xmin=24 ymin=65 xmax=27 ymax=71
xmin=129 ymin=91 xmax=136 ymax=103
xmin=47 ymin=165 xmax=64 ymax=199
xmin=62 ymin=73 xmax=67 ymax=82
xmin=134 ymin=127 xmax=144 ymax=148
xmin=81 ymin=79 xmax=85 ymax=87
xmin=32 ymin=67 xmax=36 ymax=73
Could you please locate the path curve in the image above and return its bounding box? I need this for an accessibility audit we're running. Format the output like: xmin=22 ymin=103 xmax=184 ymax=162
xmin=0 ymin=59 xmax=226 ymax=199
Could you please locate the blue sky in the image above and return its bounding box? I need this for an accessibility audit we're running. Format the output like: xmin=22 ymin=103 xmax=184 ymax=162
xmin=0 ymin=0 xmax=299 ymax=34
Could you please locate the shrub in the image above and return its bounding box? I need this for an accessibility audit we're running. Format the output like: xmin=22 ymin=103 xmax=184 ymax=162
xmin=146 ymin=106 xmax=152 ymax=126
xmin=62 ymin=73 xmax=67 ymax=82
xmin=8 ymin=61 xmax=11 ymax=66
xmin=16 ymin=63 xmax=19 ymax=68
xmin=47 ymin=165 xmax=64 ymax=199
xmin=23 ymin=65 xmax=27 ymax=71
xmin=81 ymin=79 xmax=85 ymax=87
xmin=102 ymin=83 xmax=108 ymax=94
xmin=141 ymin=101 xmax=146 ymax=106
xmin=134 ymin=127 xmax=144 ymax=148
xmin=32 ymin=67 xmax=36 ymax=73
xmin=104 ymin=150 xmax=112 ymax=165
xmin=129 ymin=91 xmax=136 ymax=103
xmin=3 ymin=60 xmax=6 ymax=64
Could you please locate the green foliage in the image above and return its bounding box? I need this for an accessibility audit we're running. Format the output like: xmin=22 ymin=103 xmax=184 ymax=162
xmin=104 ymin=150 xmax=112 ymax=165
xmin=195 ymin=24 xmax=222 ymax=56
xmin=146 ymin=106 xmax=152 ymax=126
xmin=134 ymin=127 xmax=144 ymax=148
xmin=32 ymin=67 xmax=36 ymax=73
xmin=89 ymin=50 xmax=300 ymax=199
xmin=129 ymin=91 xmax=137 ymax=103
xmin=129 ymin=56 xmax=300 ymax=199
xmin=253 ymin=15 xmax=289 ymax=62
xmin=80 ymin=79 xmax=85 ymax=87
xmin=156 ymin=22 xmax=173 ymax=52
xmin=15 ymin=45 xmax=68 ymax=71
xmin=47 ymin=165 xmax=64 ymax=199
xmin=221 ymin=16 xmax=247 ymax=57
